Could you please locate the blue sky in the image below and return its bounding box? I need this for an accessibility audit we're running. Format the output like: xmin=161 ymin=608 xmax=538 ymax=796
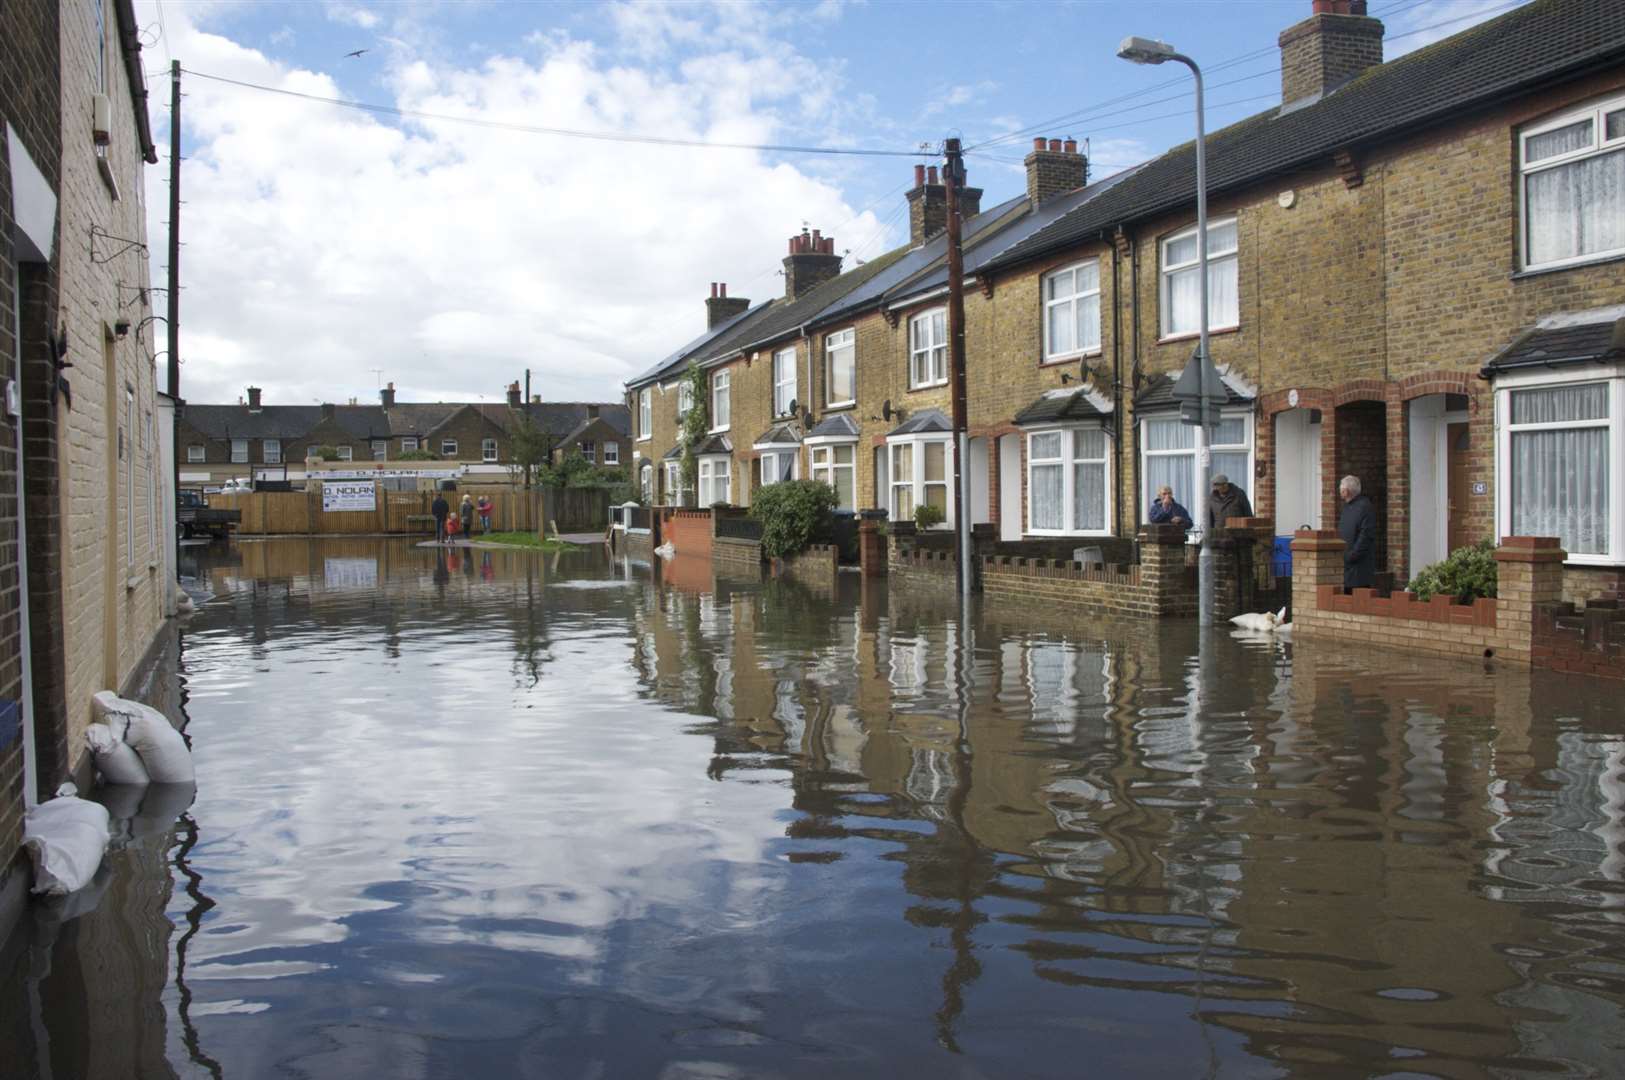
xmin=133 ymin=0 xmax=1526 ymax=407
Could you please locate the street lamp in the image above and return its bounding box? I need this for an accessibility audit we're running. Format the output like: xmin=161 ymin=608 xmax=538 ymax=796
xmin=1117 ymin=35 xmax=1223 ymax=627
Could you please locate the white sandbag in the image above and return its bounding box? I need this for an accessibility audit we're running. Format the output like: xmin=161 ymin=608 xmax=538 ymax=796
xmin=85 ymin=719 xmax=151 ymax=785
xmin=1275 ymin=622 xmax=1293 ymax=636
xmin=23 ymin=795 xmax=110 ymax=896
xmin=91 ymin=691 xmax=194 ymax=783
xmin=1229 ymin=611 xmax=1278 ymax=632
xmin=653 ymin=542 xmax=675 ymax=560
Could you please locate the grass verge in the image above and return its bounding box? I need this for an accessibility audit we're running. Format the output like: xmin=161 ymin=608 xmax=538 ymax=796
xmin=477 ymin=531 xmax=581 ymax=551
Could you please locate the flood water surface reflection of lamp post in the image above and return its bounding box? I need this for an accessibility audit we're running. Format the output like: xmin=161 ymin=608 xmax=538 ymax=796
xmin=1117 ymin=35 xmax=1219 ymax=627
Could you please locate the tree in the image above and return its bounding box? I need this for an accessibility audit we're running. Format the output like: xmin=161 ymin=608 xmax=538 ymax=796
xmin=507 ymin=412 xmax=551 ymax=489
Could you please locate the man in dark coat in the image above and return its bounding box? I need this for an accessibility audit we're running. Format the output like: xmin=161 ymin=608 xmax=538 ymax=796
xmin=431 ymin=491 xmax=450 ymax=544
xmin=1206 ymin=474 xmax=1253 ymax=531
xmin=1338 ymin=475 xmax=1378 ymax=588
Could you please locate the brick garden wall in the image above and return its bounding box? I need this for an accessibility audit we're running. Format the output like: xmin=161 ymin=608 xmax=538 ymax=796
xmin=713 ymin=536 xmax=764 ymax=576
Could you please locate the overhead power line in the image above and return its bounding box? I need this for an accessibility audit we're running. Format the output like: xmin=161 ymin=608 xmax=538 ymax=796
xmin=179 ymin=68 xmax=934 ymax=158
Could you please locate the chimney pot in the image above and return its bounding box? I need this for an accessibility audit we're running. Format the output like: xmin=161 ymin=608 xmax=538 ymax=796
xmin=1063 ymin=138 xmax=1077 ymax=154
xmin=812 ymin=229 xmax=822 ymax=244
xmin=927 ymin=165 xmax=939 ymax=185
xmin=1033 ymin=136 xmax=1047 ymax=151
xmin=1048 ymin=138 xmax=1062 ymax=152
xmin=914 ymin=163 xmax=926 ymax=186
xmin=720 ymin=282 xmax=727 ymax=297
xmin=246 ymin=386 xmax=263 ymax=412
xmin=710 ymin=282 xmax=718 ymax=298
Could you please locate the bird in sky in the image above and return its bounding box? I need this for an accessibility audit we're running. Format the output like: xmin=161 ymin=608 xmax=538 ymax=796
xmin=343 ymin=49 xmax=368 ymax=59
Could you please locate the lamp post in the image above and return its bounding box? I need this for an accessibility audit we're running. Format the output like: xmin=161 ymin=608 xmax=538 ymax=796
xmin=1117 ymin=36 xmax=1221 ymax=627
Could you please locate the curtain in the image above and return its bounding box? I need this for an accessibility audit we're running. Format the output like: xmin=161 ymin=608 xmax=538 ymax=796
xmin=1527 ymin=148 xmax=1625 ymax=265
xmin=1209 ymin=255 xmax=1239 ymax=327
xmin=1073 ymin=462 xmax=1106 ymax=531
xmin=1146 ymin=454 xmax=1194 ymax=513
xmin=1512 ymin=383 xmax=1608 ymax=423
xmin=1212 ymin=451 xmax=1249 ymax=489
xmin=1032 ymin=463 xmax=1063 ymax=530
xmin=1166 ymin=265 xmax=1201 ymax=335
xmin=1513 ymin=428 xmax=1609 ymax=554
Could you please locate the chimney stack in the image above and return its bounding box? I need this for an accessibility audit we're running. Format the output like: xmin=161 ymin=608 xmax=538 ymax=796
xmin=1279 ymin=0 xmax=1383 ymax=109
xmin=587 ymin=404 xmax=600 ymax=420
xmin=1024 ymin=136 xmax=1089 ymax=208
xmin=706 ymin=281 xmax=751 ymax=328
xmin=907 ymin=160 xmax=982 ymax=247
xmin=320 ymin=402 xmax=335 ymax=421
xmin=782 ymin=228 xmax=843 ymax=299
xmin=379 ymin=381 xmax=395 ymax=409
xmin=506 ymin=381 xmax=522 ymax=408
xmin=246 ymin=386 xmax=262 ymax=413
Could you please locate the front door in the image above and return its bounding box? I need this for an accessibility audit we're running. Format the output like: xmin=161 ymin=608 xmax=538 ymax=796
xmin=998 ymin=434 xmax=1022 ymax=541
xmin=1446 ymin=422 xmax=1470 ymax=554
xmin=1274 ymin=408 xmax=1322 ymax=536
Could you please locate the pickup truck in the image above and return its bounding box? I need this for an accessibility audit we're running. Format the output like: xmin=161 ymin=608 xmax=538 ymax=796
xmin=177 ymin=490 xmax=240 ymax=539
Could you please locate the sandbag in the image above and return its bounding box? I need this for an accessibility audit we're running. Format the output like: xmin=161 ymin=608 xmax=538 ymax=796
xmin=85 ymin=718 xmax=151 ymax=785
xmin=23 ymin=794 xmax=111 ymax=896
xmin=91 ymin=691 xmax=195 ymax=783
xmin=1229 ymin=612 xmax=1278 ymax=632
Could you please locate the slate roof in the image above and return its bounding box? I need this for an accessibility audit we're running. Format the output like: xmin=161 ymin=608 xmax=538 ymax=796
xmin=887 ymin=408 xmax=952 ymax=437
xmin=807 ymin=413 xmax=861 ymax=438
xmin=728 ymin=244 xmax=913 ymax=356
xmin=525 ymin=402 xmax=632 ymax=438
xmin=627 ymin=300 xmax=776 ymax=387
xmin=1013 ymin=387 xmax=1113 ymax=427
xmin=988 ymin=0 xmax=1625 ymax=271
xmin=181 ymin=405 xmax=325 ymax=439
xmin=1481 ymin=308 xmax=1625 ymax=374
xmin=183 ymin=400 xmax=627 ymax=442
xmin=753 ymin=422 xmax=803 ymax=446
xmin=1134 ymin=371 xmax=1254 ymax=412
xmin=694 ymin=434 xmax=733 ymax=456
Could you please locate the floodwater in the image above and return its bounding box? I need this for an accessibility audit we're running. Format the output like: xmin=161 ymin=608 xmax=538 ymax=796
xmin=3 ymin=537 xmax=1624 ymax=1080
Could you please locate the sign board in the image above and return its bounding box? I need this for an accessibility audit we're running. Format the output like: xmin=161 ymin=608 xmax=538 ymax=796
xmin=321 ymin=480 xmax=376 ymax=512
xmin=323 ymin=557 xmax=379 ymax=590
xmin=317 ymin=467 xmax=461 ymax=480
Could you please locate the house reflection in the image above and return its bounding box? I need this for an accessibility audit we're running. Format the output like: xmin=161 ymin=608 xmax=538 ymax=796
xmin=626 ymin=567 xmax=1625 ymax=1073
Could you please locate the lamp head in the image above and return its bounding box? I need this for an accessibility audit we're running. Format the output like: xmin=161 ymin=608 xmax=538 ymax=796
xmin=1117 ymin=36 xmax=1177 ymax=65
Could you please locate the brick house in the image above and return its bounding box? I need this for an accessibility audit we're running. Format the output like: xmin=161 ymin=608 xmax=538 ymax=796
xmin=175 ymin=382 xmax=631 ymax=489
xmin=629 ymin=0 xmax=1625 ymax=602
xmin=3 ymin=0 xmax=166 ymax=930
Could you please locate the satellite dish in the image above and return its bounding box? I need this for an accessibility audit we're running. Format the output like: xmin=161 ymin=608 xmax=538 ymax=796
xmin=881 ymin=399 xmax=894 ymax=422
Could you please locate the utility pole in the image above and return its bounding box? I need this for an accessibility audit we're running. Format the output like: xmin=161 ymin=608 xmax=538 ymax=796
xmin=944 ymin=138 xmax=972 ymax=599
xmin=167 ymin=60 xmax=181 ymax=400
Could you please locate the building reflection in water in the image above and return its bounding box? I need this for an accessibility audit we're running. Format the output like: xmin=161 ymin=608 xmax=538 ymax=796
xmin=3 ymin=537 xmax=1619 ymax=1078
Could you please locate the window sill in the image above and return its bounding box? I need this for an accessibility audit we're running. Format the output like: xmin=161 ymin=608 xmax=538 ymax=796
xmin=636 ymin=436 xmax=652 ymax=444
xmin=1157 ymin=326 xmax=1239 ymax=346
xmin=907 ymin=381 xmax=949 ymax=393
xmin=1511 ymin=251 xmax=1625 ymax=280
xmin=1025 ymin=530 xmax=1115 ymax=539
xmin=823 ymin=401 xmax=856 ymax=411
xmin=1040 ymin=349 xmax=1103 ymax=367
xmin=708 ymin=427 xmax=730 ymax=436
xmin=125 ymin=573 xmax=143 ymax=592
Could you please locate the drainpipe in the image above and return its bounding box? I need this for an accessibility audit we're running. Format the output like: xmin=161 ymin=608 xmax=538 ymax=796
xmin=1128 ymin=228 xmax=1142 ymax=524
xmin=10 ymin=264 xmax=37 ymax=808
xmin=1108 ymin=231 xmax=1123 ymax=538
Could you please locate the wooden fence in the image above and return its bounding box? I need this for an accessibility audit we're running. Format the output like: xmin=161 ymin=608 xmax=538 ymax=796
xmin=214 ymin=484 xmax=609 ymax=536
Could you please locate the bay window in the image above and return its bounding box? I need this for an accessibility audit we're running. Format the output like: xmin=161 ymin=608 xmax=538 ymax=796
xmin=757 ymin=444 xmax=799 ymax=485
xmin=1027 ymin=426 xmax=1111 ymax=535
xmin=809 ymin=442 xmax=856 ymax=511
xmin=638 ymin=388 xmax=652 ymax=439
xmin=1497 ymin=373 xmax=1621 ymax=562
xmin=826 ymin=328 xmax=855 ymax=406
xmin=698 ymin=455 xmax=731 ymax=506
xmin=1520 ymin=93 xmax=1625 ymax=271
xmin=773 ymin=347 xmax=797 ymax=417
xmin=1160 ymin=216 xmax=1238 ymax=337
xmin=1043 ymin=261 xmax=1101 ymax=361
xmin=886 ymin=437 xmax=951 ymax=524
xmin=711 ymin=370 xmax=731 ymax=431
xmin=1140 ymin=413 xmax=1253 ymax=523
xmin=909 ymin=308 xmax=948 ymax=389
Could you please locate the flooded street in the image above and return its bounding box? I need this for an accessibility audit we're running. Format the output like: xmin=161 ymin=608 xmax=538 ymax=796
xmin=4 ymin=536 xmax=1624 ymax=1079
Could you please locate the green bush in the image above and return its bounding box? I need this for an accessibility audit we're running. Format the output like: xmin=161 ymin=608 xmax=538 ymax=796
xmin=314 ymin=445 xmax=342 ymax=462
xmin=1406 ymin=539 xmax=1498 ymax=602
xmin=913 ymin=503 xmax=945 ymax=531
xmin=751 ymin=480 xmax=838 ymax=559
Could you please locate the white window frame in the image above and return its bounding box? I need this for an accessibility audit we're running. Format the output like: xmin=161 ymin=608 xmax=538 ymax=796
xmin=677 ymin=381 xmax=694 ymax=418
xmin=336 ymin=445 xmax=354 ymax=462
xmin=441 ymin=439 xmax=458 ymax=457
xmin=581 ymin=441 xmax=596 ymax=464
xmin=773 ymin=346 xmax=798 ymax=418
xmin=638 ymin=388 xmax=653 ymax=441
xmin=697 ymin=454 xmax=732 ymax=506
xmin=125 ymin=385 xmax=135 ymax=566
xmin=711 ymin=369 xmax=731 ymax=432
xmin=808 ymin=438 xmax=857 ymax=511
xmin=1519 ymin=92 xmax=1625 ymax=273
xmin=1025 ymin=425 xmax=1113 ymax=536
xmin=481 ymin=437 xmax=498 ymax=463
xmin=1159 ymin=216 xmax=1239 ymax=338
xmin=755 ymin=444 xmax=800 ymax=486
xmin=187 ymin=444 xmax=205 ymax=463
xmin=885 ymin=434 xmax=954 ymax=526
xmin=230 ymin=438 xmax=248 ymax=464
xmin=825 ymin=328 xmax=855 ymax=407
xmin=263 ymin=438 xmax=282 ymax=464
xmin=372 ymin=440 xmax=388 ymax=461
xmin=1138 ymin=411 xmax=1254 ymax=525
xmin=401 ymin=436 xmax=419 ymax=453
xmin=1494 ymin=364 xmax=1624 ymax=566
xmin=664 ymin=459 xmax=686 ymax=506
xmin=908 ymin=308 xmax=948 ymax=390
xmin=604 ymin=442 xmax=620 ymax=465
xmin=639 ymin=461 xmax=653 ymax=501
xmin=1042 ymin=260 xmax=1102 ymax=363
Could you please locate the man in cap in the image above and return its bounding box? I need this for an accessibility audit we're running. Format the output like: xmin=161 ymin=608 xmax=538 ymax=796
xmin=1206 ymin=472 xmax=1253 ymax=532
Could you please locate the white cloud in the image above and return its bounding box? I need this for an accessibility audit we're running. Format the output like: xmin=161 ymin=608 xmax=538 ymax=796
xmin=134 ymin=1 xmax=888 ymax=408
xmin=324 ymin=3 xmax=380 ymax=31
xmin=1384 ymin=0 xmax=1534 ymax=56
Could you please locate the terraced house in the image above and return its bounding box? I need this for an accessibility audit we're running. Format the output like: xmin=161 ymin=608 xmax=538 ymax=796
xmin=176 ymin=382 xmax=630 ymax=490
xmin=628 ymin=0 xmax=1625 ymax=603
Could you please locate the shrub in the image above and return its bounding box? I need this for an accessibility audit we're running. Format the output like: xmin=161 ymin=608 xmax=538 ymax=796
xmin=913 ymin=503 xmax=945 ymax=531
xmin=1406 ymin=539 xmax=1497 ymax=602
xmin=751 ymin=480 xmax=838 ymax=559
xmin=314 ymin=445 xmax=342 ymax=462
